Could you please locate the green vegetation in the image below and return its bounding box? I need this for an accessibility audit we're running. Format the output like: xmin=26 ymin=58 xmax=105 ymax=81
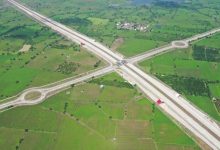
xmin=157 ymin=75 xmax=209 ymax=96
xmin=56 ymin=61 xmax=80 ymax=75
xmin=192 ymin=44 xmax=220 ymax=62
xmin=1 ymin=0 xmax=220 ymax=149
xmin=19 ymin=0 xmax=220 ymax=56
xmin=89 ymin=73 xmax=133 ymax=89
xmin=118 ymin=39 xmax=164 ymax=57
xmin=0 ymin=2 xmax=104 ymax=100
xmin=0 ymin=73 xmax=199 ymax=150
xmin=24 ymin=91 xmax=41 ymax=101
xmin=88 ymin=17 xmax=109 ymax=26
xmin=191 ymin=33 xmax=220 ymax=62
xmin=139 ymin=33 xmax=220 ymax=121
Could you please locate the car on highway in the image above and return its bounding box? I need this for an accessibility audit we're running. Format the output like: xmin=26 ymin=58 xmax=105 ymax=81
xmin=156 ymin=99 xmax=164 ymax=105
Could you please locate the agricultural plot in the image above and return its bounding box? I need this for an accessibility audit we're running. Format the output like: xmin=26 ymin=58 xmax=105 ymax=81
xmin=0 ymin=73 xmax=199 ymax=150
xmin=1 ymin=0 xmax=220 ymax=149
xmin=19 ymin=0 xmax=220 ymax=56
xmin=139 ymin=33 xmax=220 ymax=121
xmin=0 ymin=2 xmax=105 ymax=100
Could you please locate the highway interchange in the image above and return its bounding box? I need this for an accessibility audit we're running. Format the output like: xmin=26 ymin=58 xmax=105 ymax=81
xmin=1 ymin=0 xmax=220 ymax=149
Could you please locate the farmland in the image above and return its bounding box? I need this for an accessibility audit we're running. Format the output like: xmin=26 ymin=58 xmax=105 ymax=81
xmin=0 ymin=73 xmax=199 ymax=150
xmin=17 ymin=0 xmax=220 ymax=56
xmin=139 ymin=33 xmax=220 ymax=121
xmin=0 ymin=1 xmax=105 ymax=100
xmin=1 ymin=0 xmax=220 ymax=149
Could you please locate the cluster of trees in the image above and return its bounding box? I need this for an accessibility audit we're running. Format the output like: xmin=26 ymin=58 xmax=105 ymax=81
xmin=56 ymin=61 xmax=79 ymax=75
xmin=157 ymin=74 xmax=210 ymax=96
xmin=63 ymin=102 xmax=68 ymax=114
xmin=51 ymin=44 xmax=70 ymax=49
xmin=153 ymin=1 xmax=181 ymax=8
xmin=15 ymin=137 xmax=25 ymax=150
xmin=59 ymin=17 xmax=92 ymax=26
xmin=51 ymin=42 xmax=80 ymax=51
xmin=192 ymin=45 xmax=220 ymax=62
xmin=93 ymin=60 xmax=101 ymax=68
xmin=6 ymin=26 xmax=37 ymax=40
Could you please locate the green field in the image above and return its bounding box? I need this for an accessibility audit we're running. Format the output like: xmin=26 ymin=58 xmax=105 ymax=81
xmin=1 ymin=0 xmax=220 ymax=149
xmin=0 ymin=73 xmax=199 ymax=150
xmin=118 ymin=38 xmax=164 ymax=57
xmin=18 ymin=0 xmax=220 ymax=56
xmin=0 ymin=1 xmax=105 ymax=100
xmin=139 ymin=33 xmax=220 ymax=121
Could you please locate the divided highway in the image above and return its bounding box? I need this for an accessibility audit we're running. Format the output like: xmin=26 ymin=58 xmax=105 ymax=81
xmin=4 ymin=0 xmax=220 ymax=149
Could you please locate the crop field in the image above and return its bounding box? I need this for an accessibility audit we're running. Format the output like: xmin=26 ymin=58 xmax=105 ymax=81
xmin=0 ymin=2 xmax=105 ymax=100
xmin=139 ymin=33 xmax=220 ymax=121
xmin=0 ymin=73 xmax=199 ymax=150
xmin=17 ymin=0 xmax=220 ymax=57
xmin=1 ymin=0 xmax=220 ymax=149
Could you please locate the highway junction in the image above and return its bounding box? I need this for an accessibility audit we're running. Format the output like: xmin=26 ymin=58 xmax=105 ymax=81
xmin=1 ymin=0 xmax=220 ymax=149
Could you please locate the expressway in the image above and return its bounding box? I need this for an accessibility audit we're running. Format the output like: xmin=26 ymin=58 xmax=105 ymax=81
xmin=3 ymin=0 xmax=220 ymax=149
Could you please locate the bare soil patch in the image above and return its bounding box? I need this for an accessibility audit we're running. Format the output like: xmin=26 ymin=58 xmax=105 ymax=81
xmin=19 ymin=44 xmax=31 ymax=52
xmin=111 ymin=38 xmax=124 ymax=51
xmin=25 ymin=91 xmax=41 ymax=101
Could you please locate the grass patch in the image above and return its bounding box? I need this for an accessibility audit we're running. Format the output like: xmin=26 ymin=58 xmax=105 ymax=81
xmin=24 ymin=91 xmax=41 ymax=101
xmin=88 ymin=17 xmax=109 ymax=26
xmin=118 ymin=38 xmax=163 ymax=57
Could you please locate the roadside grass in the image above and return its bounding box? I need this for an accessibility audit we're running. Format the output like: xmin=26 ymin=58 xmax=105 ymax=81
xmin=0 ymin=73 xmax=199 ymax=150
xmin=194 ymin=33 xmax=220 ymax=49
xmin=209 ymin=84 xmax=220 ymax=98
xmin=187 ymin=95 xmax=220 ymax=121
xmin=139 ymin=34 xmax=220 ymax=121
xmin=140 ymin=53 xmax=220 ymax=81
xmin=118 ymin=38 xmax=164 ymax=57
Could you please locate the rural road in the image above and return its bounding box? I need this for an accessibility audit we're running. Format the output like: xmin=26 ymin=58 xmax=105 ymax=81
xmin=2 ymin=0 xmax=220 ymax=149
xmin=128 ymin=28 xmax=220 ymax=63
xmin=0 ymin=66 xmax=114 ymax=111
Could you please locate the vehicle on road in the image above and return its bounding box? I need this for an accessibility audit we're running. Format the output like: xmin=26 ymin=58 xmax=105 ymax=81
xmin=156 ymin=99 xmax=164 ymax=105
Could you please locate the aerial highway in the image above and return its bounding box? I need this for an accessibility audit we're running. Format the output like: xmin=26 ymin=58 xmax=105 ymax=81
xmin=3 ymin=0 xmax=220 ymax=149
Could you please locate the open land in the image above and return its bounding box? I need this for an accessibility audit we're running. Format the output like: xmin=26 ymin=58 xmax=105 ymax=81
xmin=0 ymin=0 xmax=220 ymax=149
xmin=0 ymin=73 xmax=200 ymax=150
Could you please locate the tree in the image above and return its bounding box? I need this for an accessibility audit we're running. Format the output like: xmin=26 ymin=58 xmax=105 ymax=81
xmin=152 ymin=103 xmax=155 ymax=113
